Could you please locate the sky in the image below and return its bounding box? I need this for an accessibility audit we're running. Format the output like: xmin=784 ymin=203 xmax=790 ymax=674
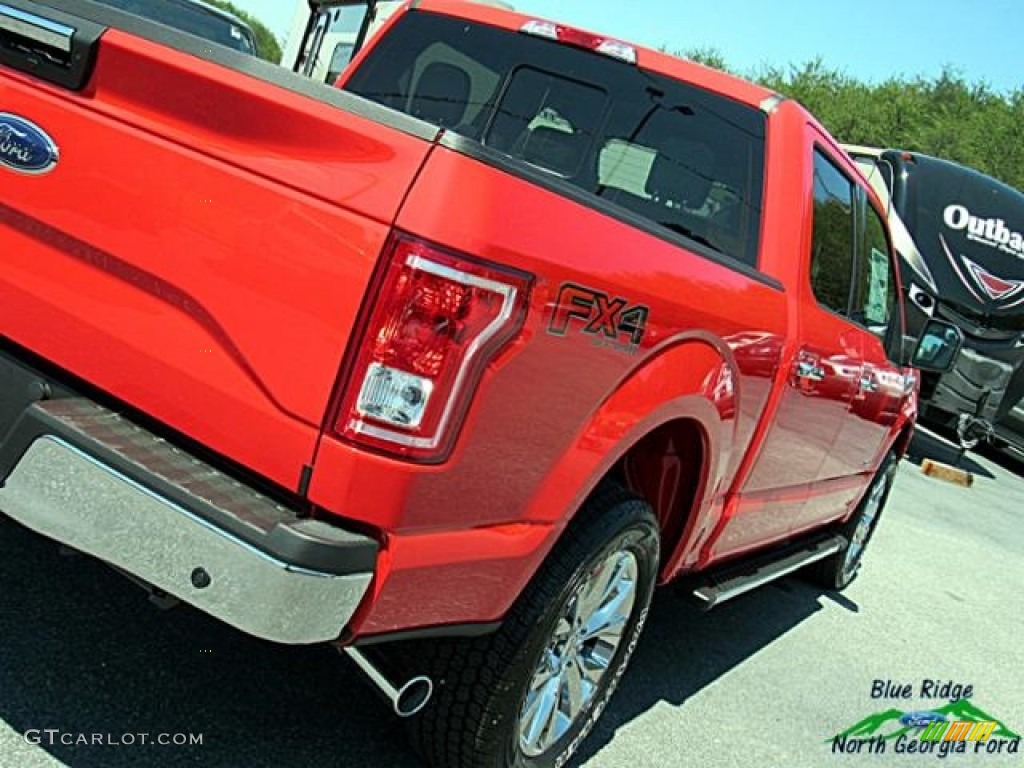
xmin=235 ymin=0 xmax=1022 ymax=94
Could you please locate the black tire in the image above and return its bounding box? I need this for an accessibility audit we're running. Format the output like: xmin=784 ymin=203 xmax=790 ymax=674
xmin=809 ymin=451 xmax=898 ymax=590
xmin=402 ymin=482 xmax=659 ymax=768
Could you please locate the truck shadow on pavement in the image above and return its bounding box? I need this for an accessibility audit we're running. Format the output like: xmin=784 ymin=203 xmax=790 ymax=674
xmin=573 ymin=579 xmax=832 ymax=764
xmin=1 ymin=517 xmax=834 ymax=768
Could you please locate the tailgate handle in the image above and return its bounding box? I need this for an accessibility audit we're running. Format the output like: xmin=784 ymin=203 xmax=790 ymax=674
xmin=0 ymin=2 xmax=105 ymax=91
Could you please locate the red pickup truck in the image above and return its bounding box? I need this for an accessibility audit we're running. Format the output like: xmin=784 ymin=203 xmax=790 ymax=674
xmin=0 ymin=1 xmax=961 ymax=765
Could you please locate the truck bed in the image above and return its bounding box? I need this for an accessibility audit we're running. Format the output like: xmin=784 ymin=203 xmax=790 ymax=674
xmin=1 ymin=2 xmax=435 ymax=490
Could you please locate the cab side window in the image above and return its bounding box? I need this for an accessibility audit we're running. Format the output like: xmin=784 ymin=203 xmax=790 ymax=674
xmin=810 ymin=150 xmax=855 ymax=314
xmin=810 ymin=148 xmax=904 ymax=363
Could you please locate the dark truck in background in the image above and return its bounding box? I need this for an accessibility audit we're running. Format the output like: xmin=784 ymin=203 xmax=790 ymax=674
xmin=89 ymin=0 xmax=259 ymax=55
xmin=848 ymin=146 xmax=1024 ymax=459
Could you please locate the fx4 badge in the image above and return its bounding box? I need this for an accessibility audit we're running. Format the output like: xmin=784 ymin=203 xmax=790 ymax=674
xmin=548 ymin=283 xmax=649 ymax=354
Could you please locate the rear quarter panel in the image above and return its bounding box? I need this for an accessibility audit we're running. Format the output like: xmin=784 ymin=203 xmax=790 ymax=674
xmin=309 ymin=147 xmax=788 ymax=633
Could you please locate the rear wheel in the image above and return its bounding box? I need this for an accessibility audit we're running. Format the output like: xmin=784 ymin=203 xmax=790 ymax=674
xmin=404 ymin=482 xmax=659 ymax=768
xmin=810 ymin=451 xmax=898 ymax=590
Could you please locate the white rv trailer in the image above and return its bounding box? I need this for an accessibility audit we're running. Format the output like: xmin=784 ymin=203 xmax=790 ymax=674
xmin=282 ymin=0 xmax=514 ymax=84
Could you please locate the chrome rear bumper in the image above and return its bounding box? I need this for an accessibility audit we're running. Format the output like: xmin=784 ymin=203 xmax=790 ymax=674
xmin=0 ymin=395 xmax=376 ymax=645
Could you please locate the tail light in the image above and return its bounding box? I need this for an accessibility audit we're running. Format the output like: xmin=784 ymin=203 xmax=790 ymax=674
xmin=333 ymin=233 xmax=532 ymax=463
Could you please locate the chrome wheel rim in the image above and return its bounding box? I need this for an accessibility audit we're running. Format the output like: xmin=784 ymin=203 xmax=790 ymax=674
xmin=517 ymin=548 xmax=639 ymax=757
xmin=842 ymin=465 xmax=892 ymax=580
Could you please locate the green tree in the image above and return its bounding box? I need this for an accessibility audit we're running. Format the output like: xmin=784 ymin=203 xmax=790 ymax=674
xmin=203 ymin=0 xmax=282 ymax=63
xmin=678 ymin=46 xmax=730 ymax=72
xmin=663 ymin=47 xmax=1024 ymax=189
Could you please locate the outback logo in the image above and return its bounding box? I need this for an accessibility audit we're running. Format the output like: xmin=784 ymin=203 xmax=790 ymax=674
xmin=962 ymin=256 xmax=1024 ymax=302
xmin=548 ymin=283 xmax=649 ymax=355
xmin=0 ymin=113 xmax=59 ymax=175
xmin=943 ymin=203 xmax=1024 ymax=260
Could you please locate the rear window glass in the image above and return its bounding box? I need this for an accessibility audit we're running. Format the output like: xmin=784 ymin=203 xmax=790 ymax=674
xmin=345 ymin=12 xmax=766 ymax=267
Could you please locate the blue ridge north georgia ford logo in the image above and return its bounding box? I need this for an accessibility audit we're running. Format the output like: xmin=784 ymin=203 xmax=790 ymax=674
xmin=0 ymin=113 xmax=59 ymax=175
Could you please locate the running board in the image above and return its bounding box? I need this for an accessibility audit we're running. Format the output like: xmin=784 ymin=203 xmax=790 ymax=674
xmin=692 ymin=534 xmax=847 ymax=610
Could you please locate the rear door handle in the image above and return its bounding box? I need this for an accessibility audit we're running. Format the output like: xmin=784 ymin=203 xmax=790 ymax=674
xmin=795 ymin=360 xmax=826 ymax=382
xmin=858 ymin=375 xmax=879 ymax=392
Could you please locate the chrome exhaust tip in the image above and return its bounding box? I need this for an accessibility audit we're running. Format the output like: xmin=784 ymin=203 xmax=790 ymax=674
xmin=343 ymin=646 xmax=433 ymax=718
xmin=393 ymin=675 xmax=433 ymax=718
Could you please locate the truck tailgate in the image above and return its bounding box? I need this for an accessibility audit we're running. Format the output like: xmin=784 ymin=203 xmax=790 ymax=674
xmin=0 ymin=9 xmax=434 ymax=490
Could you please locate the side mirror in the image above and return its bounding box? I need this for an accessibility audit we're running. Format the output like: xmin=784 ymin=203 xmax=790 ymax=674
xmin=909 ymin=319 xmax=963 ymax=372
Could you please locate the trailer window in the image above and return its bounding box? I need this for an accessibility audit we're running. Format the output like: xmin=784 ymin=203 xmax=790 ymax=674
xmin=853 ymin=156 xmax=894 ymax=205
xmin=344 ymin=11 xmax=766 ymax=267
xmin=299 ymin=4 xmax=367 ymax=82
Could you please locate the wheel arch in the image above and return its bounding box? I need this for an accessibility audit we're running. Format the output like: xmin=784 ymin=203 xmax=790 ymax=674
xmin=522 ymin=338 xmax=735 ymax=580
xmin=616 ymin=417 xmax=711 ymax=579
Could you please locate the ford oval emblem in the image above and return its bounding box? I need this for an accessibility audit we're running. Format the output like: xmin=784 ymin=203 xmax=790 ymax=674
xmin=0 ymin=113 xmax=59 ymax=175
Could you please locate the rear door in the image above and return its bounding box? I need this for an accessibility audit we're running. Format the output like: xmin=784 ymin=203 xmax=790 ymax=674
xmin=784 ymin=147 xmax=904 ymax=536
xmin=734 ymin=147 xmax=862 ymax=552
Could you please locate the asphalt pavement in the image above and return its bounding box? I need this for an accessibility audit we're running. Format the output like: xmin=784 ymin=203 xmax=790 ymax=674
xmin=1 ymin=442 xmax=1021 ymax=767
